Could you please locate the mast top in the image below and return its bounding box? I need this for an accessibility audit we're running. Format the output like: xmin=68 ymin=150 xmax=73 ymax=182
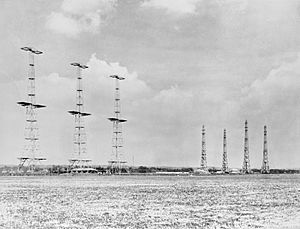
xmin=70 ymin=63 xmax=88 ymax=69
xmin=21 ymin=47 xmax=43 ymax=55
xmin=110 ymin=75 xmax=125 ymax=80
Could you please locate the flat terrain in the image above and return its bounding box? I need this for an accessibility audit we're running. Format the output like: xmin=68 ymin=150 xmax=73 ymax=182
xmin=0 ymin=175 xmax=299 ymax=228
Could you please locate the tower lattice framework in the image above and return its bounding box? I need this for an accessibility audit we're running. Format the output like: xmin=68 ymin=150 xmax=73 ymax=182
xmin=242 ymin=120 xmax=251 ymax=173
xmin=17 ymin=47 xmax=46 ymax=172
xmin=108 ymin=75 xmax=127 ymax=174
xmin=222 ymin=129 xmax=229 ymax=173
xmin=200 ymin=125 xmax=207 ymax=170
xmin=261 ymin=125 xmax=270 ymax=174
xmin=68 ymin=63 xmax=91 ymax=168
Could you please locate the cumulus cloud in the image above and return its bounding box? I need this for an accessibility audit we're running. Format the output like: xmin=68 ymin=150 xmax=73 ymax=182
xmin=1 ymin=51 xmax=300 ymax=167
xmin=46 ymin=12 xmax=81 ymax=37
xmin=46 ymin=0 xmax=116 ymax=37
xmin=141 ymin=0 xmax=202 ymax=15
xmin=141 ymin=0 xmax=246 ymax=16
xmin=241 ymin=53 xmax=300 ymax=116
xmin=230 ymin=53 xmax=300 ymax=168
xmin=0 ymin=53 xmax=150 ymax=164
xmin=85 ymin=53 xmax=151 ymax=99
xmin=7 ymin=53 xmax=201 ymax=166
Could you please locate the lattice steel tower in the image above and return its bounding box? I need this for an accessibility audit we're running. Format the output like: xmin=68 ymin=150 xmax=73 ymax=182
xmin=261 ymin=125 xmax=270 ymax=174
xmin=242 ymin=120 xmax=251 ymax=173
xmin=108 ymin=75 xmax=127 ymax=174
xmin=222 ymin=129 xmax=229 ymax=173
xmin=17 ymin=47 xmax=46 ymax=172
xmin=68 ymin=63 xmax=91 ymax=168
xmin=200 ymin=125 xmax=207 ymax=170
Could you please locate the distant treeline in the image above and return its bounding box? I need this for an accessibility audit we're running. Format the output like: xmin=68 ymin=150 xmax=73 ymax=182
xmin=252 ymin=168 xmax=300 ymax=174
xmin=129 ymin=166 xmax=194 ymax=174
xmin=0 ymin=165 xmax=299 ymax=175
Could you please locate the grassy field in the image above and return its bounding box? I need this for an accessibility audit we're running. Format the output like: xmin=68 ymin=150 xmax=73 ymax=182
xmin=0 ymin=174 xmax=299 ymax=228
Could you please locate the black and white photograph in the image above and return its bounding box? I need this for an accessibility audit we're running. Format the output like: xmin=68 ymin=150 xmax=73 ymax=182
xmin=0 ymin=0 xmax=299 ymax=228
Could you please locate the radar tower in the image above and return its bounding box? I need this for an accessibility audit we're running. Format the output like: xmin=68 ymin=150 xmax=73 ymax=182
xmin=242 ymin=120 xmax=251 ymax=173
xmin=222 ymin=129 xmax=229 ymax=173
xmin=108 ymin=75 xmax=127 ymax=174
xmin=68 ymin=63 xmax=91 ymax=169
xmin=200 ymin=125 xmax=207 ymax=170
xmin=261 ymin=125 xmax=270 ymax=174
xmin=17 ymin=47 xmax=46 ymax=172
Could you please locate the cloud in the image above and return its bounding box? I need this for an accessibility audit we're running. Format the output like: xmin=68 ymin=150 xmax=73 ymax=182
xmin=0 ymin=53 xmax=150 ymax=165
xmin=2 ymin=52 xmax=204 ymax=167
xmin=141 ymin=0 xmax=202 ymax=15
xmin=231 ymin=53 xmax=300 ymax=168
xmin=38 ymin=54 xmax=151 ymax=163
xmin=85 ymin=53 xmax=151 ymax=99
xmin=1 ymin=50 xmax=300 ymax=168
xmin=241 ymin=53 xmax=300 ymax=116
xmin=46 ymin=0 xmax=116 ymax=37
xmin=140 ymin=0 xmax=245 ymax=17
xmin=46 ymin=12 xmax=81 ymax=38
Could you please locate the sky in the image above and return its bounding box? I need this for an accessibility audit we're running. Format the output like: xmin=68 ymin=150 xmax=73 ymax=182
xmin=0 ymin=0 xmax=299 ymax=168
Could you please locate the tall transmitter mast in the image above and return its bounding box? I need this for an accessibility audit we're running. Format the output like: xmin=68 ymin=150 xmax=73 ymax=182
xmin=200 ymin=125 xmax=207 ymax=170
xmin=68 ymin=63 xmax=91 ymax=168
xmin=108 ymin=75 xmax=127 ymax=174
xmin=261 ymin=125 xmax=270 ymax=174
xmin=17 ymin=47 xmax=46 ymax=172
xmin=242 ymin=120 xmax=251 ymax=173
xmin=222 ymin=129 xmax=229 ymax=173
